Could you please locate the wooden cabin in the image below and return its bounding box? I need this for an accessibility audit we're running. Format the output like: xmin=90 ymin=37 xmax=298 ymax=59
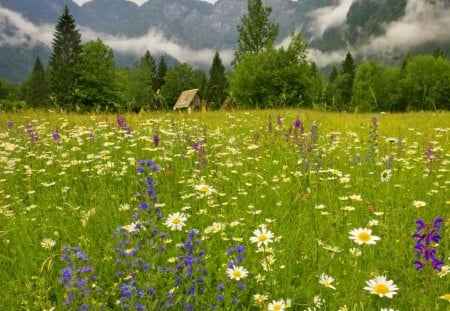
xmin=173 ymin=89 xmax=205 ymax=113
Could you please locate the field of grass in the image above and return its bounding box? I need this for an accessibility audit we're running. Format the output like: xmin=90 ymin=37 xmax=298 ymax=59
xmin=0 ymin=109 xmax=449 ymax=311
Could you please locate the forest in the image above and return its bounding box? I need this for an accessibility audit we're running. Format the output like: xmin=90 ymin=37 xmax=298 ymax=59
xmin=0 ymin=1 xmax=449 ymax=113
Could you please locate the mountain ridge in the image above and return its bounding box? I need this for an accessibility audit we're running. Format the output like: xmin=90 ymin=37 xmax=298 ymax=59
xmin=0 ymin=0 xmax=449 ymax=83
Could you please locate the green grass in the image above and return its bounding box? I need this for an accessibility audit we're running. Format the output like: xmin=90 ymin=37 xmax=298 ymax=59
xmin=0 ymin=109 xmax=449 ymax=310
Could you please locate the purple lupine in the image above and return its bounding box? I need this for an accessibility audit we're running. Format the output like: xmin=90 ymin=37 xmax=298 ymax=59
xmin=52 ymin=128 xmax=61 ymax=144
xmin=24 ymin=124 xmax=38 ymax=141
xmin=7 ymin=120 xmax=14 ymax=129
xmin=153 ymin=134 xmax=160 ymax=147
xmin=413 ymin=217 xmax=444 ymax=271
xmin=116 ymin=114 xmax=132 ymax=135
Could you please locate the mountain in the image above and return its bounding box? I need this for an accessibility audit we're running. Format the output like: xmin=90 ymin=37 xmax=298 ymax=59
xmin=0 ymin=0 xmax=449 ymax=84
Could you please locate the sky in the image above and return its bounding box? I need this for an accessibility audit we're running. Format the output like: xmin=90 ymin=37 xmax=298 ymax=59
xmin=73 ymin=0 xmax=217 ymax=6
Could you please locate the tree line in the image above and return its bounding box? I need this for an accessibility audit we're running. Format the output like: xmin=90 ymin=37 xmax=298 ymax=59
xmin=0 ymin=1 xmax=449 ymax=112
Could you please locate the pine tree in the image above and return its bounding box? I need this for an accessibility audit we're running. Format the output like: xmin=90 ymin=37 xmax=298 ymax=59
xmin=341 ymin=52 xmax=356 ymax=78
xmin=142 ymin=50 xmax=158 ymax=92
xmin=128 ymin=51 xmax=156 ymax=111
xmin=233 ymin=0 xmax=279 ymax=65
xmin=328 ymin=66 xmax=338 ymax=82
xmin=155 ymin=56 xmax=168 ymax=91
xmin=339 ymin=52 xmax=356 ymax=105
xmin=24 ymin=57 xmax=49 ymax=107
xmin=205 ymin=52 xmax=228 ymax=110
xmin=48 ymin=5 xmax=82 ymax=109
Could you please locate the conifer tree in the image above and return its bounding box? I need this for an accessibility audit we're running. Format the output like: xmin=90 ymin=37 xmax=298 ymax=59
xmin=48 ymin=5 xmax=82 ymax=109
xmin=155 ymin=56 xmax=168 ymax=91
xmin=339 ymin=52 xmax=356 ymax=105
xmin=233 ymin=0 xmax=279 ymax=65
xmin=206 ymin=52 xmax=228 ymax=110
xmin=328 ymin=66 xmax=338 ymax=82
xmin=24 ymin=57 xmax=49 ymax=107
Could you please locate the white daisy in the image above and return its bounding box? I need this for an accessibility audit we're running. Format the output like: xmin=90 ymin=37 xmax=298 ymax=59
xmin=226 ymin=265 xmax=248 ymax=281
xmin=318 ymin=273 xmax=336 ymax=290
xmin=250 ymin=227 xmax=275 ymax=247
xmin=268 ymin=299 xmax=286 ymax=311
xmin=194 ymin=183 xmax=216 ymax=197
xmin=349 ymin=228 xmax=380 ymax=245
xmin=41 ymin=238 xmax=56 ymax=250
xmin=165 ymin=212 xmax=187 ymax=231
xmin=380 ymin=169 xmax=392 ymax=182
xmin=364 ymin=276 xmax=399 ymax=298
xmin=413 ymin=200 xmax=427 ymax=208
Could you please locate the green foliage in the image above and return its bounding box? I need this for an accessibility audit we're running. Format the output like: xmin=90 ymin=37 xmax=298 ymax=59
xmin=205 ymin=52 xmax=228 ymax=110
xmin=127 ymin=51 xmax=157 ymax=112
xmin=73 ymin=39 xmax=119 ymax=112
xmin=400 ymin=55 xmax=450 ymax=110
xmin=48 ymin=5 xmax=82 ymax=109
xmin=155 ymin=55 xmax=168 ymax=92
xmin=22 ymin=57 xmax=50 ymax=108
xmin=230 ymin=33 xmax=314 ymax=108
xmin=0 ymin=78 xmax=20 ymax=100
xmin=161 ymin=63 xmax=207 ymax=108
xmin=233 ymin=0 xmax=279 ymax=65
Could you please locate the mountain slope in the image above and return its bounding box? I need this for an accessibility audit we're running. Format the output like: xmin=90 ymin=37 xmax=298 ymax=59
xmin=0 ymin=0 xmax=449 ymax=83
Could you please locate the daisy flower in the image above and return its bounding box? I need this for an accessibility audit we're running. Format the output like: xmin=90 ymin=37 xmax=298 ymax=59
xmin=165 ymin=212 xmax=187 ymax=231
xmin=226 ymin=265 xmax=248 ymax=281
xmin=413 ymin=200 xmax=427 ymax=208
xmin=349 ymin=228 xmax=380 ymax=245
xmin=439 ymin=293 xmax=450 ymax=302
xmin=268 ymin=299 xmax=286 ymax=311
xmin=319 ymin=273 xmax=336 ymax=290
xmin=250 ymin=227 xmax=275 ymax=247
xmin=41 ymin=238 xmax=56 ymax=250
xmin=253 ymin=293 xmax=268 ymax=305
xmin=380 ymin=169 xmax=392 ymax=182
xmin=194 ymin=183 xmax=216 ymax=197
xmin=364 ymin=276 xmax=399 ymax=298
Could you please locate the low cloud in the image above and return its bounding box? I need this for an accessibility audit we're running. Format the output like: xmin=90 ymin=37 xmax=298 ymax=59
xmin=307 ymin=48 xmax=347 ymax=68
xmin=307 ymin=0 xmax=355 ymax=39
xmin=0 ymin=5 xmax=233 ymax=67
xmin=361 ymin=0 xmax=450 ymax=57
xmin=0 ymin=6 xmax=53 ymax=47
xmin=81 ymin=27 xmax=234 ymax=66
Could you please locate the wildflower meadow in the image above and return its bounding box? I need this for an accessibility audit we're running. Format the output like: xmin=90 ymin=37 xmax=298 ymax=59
xmin=0 ymin=109 xmax=449 ymax=311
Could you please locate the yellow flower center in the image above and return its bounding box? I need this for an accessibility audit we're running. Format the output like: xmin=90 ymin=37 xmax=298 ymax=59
xmin=273 ymin=304 xmax=282 ymax=311
xmin=200 ymin=185 xmax=209 ymax=192
xmin=232 ymin=270 xmax=242 ymax=278
xmin=258 ymin=234 xmax=267 ymax=242
xmin=373 ymin=283 xmax=389 ymax=295
xmin=357 ymin=231 xmax=371 ymax=242
xmin=441 ymin=294 xmax=450 ymax=301
xmin=172 ymin=217 xmax=180 ymax=225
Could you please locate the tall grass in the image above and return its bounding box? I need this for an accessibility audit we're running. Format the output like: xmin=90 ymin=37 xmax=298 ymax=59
xmin=0 ymin=109 xmax=449 ymax=310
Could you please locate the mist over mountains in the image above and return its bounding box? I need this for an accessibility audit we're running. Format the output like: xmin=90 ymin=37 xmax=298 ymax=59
xmin=0 ymin=0 xmax=449 ymax=83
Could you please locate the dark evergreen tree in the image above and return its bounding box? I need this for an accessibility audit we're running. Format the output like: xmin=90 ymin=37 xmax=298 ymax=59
xmin=48 ymin=5 xmax=82 ymax=109
xmin=142 ymin=50 xmax=158 ymax=92
xmin=339 ymin=52 xmax=356 ymax=106
xmin=205 ymin=52 xmax=228 ymax=110
xmin=328 ymin=66 xmax=338 ymax=82
xmin=155 ymin=56 xmax=168 ymax=91
xmin=127 ymin=51 xmax=156 ymax=111
xmin=23 ymin=57 xmax=49 ymax=107
xmin=233 ymin=0 xmax=279 ymax=65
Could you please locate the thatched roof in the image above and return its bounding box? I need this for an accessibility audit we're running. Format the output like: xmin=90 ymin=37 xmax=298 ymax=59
xmin=173 ymin=89 xmax=201 ymax=109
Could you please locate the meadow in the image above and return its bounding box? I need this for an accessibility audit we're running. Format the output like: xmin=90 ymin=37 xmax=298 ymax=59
xmin=0 ymin=109 xmax=449 ymax=311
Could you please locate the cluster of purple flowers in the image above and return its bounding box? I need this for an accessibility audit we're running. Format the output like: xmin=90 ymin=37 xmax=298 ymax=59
xmin=24 ymin=124 xmax=38 ymax=141
xmin=7 ymin=119 xmax=14 ymax=129
xmin=413 ymin=217 xmax=445 ymax=271
xmin=59 ymin=246 xmax=101 ymax=310
xmin=116 ymin=114 xmax=132 ymax=135
xmin=215 ymin=245 xmax=247 ymax=306
xmin=52 ymin=128 xmax=61 ymax=144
